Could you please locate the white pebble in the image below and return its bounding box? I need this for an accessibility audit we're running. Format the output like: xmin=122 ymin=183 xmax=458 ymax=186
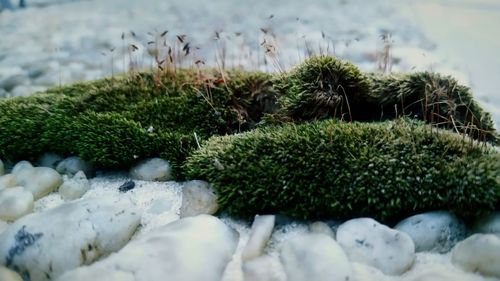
xmin=0 ymin=266 xmax=23 ymax=281
xmin=180 ymin=180 xmax=219 ymax=218
xmin=15 ymin=167 xmax=63 ymax=199
xmin=0 ymin=187 xmax=34 ymax=221
xmin=337 ymin=218 xmax=415 ymax=276
xmin=58 ymin=171 xmax=90 ymax=200
xmin=451 ymin=234 xmax=500 ymax=278
xmin=242 ymin=215 xmax=275 ymax=261
xmin=0 ymin=174 xmax=17 ymax=190
xmin=130 ymin=158 xmax=172 ymax=181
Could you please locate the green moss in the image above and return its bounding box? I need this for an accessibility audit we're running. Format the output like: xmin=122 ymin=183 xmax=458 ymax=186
xmin=369 ymin=72 xmax=496 ymax=142
xmin=274 ymin=55 xmax=376 ymax=121
xmin=185 ymin=119 xmax=500 ymax=221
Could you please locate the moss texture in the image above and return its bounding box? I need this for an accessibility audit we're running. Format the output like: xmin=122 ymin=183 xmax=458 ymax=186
xmin=368 ymin=71 xmax=496 ymax=142
xmin=274 ymin=56 xmax=377 ymax=121
xmin=185 ymin=119 xmax=500 ymax=221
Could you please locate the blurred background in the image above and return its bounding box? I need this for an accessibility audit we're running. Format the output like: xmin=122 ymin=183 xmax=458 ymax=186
xmin=0 ymin=0 xmax=499 ymax=127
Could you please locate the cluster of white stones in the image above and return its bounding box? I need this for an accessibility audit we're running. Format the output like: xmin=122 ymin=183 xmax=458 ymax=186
xmin=0 ymin=156 xmax=499 ymax=281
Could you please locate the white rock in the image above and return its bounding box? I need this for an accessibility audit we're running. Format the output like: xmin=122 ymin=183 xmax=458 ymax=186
xmin=37 ymin=153 xmax=63 ymax=169
xmin=407 ymin=267 xmax=474 ymax=281
xmin=242 ymin=255 xmax=284 ymax=281
xmin=56 ymin=156 xmax=94 ymax=177
xmin=15 ymin=166 xmax=63 ymax=199
xmin=336 ymin=218 xmax=415 ymax=275
xmin=0 ymin=220 xmax=8 ymax=234
xmin=0 ymin=174 xmax=17 ymax=190
xmin=352 ymin=262 xmax=389 ymax=281
xmin=0 ymin=187 xmax=34 ymax=221
xmin=58 ymin=171 xmax=90 ymax=200
xmin=11 ymin=160 xmax=33 ymax=175
xmin=129 ymin=158 xmax=172 ymax=181
xmin=280 ymin=233 xmax=352 ymax=281
xmin=394 ymin=211 xmax=467 ymax=253
xmin=0 ymin=266 xmax=23 ymax=281
xmin=180 ymin=180 xmax=219 ymax=218
xmin=451 ymin=234 xmax=500 ymax=278
xmin=0 ymin=197 xmax=141 ymax=281
xmin=57 ymin=215 xmax=239 ymax=281
xmin=0 ymin=159 xmax=4 ymax=176
xmin=242 ymin=215 xmax=275 ymax=261
xmin=309 ymin=221 xmax=335 ymax=238
xmin=473 ymin=212 xmax=500 ymax=235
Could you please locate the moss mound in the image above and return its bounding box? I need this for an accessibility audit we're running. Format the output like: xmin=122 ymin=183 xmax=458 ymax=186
xmin=369 ymin=72 xmax=496 ymax=142
xmin=185 ymin=119 xmax=500 ymax=221
xmin=274 ymin=56 xmax=376 ymax=121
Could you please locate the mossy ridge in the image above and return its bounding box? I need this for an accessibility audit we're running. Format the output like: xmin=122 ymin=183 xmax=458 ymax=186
xmin=185 ymin=119 xmax=500 ymax=222
xmin=0 ymin=68 xmax=276 ymax=170
xmin=368 ymin=71 xmax=496 ymax=143
xmin=274 ymin=56 xmax=377 ymax=122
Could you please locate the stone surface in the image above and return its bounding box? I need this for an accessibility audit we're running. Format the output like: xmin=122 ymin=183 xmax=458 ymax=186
xmin=451 ymin=234 xmax=500 ymax=278
xmin=337 ymin=218 xmax=415 ymax=276
xmin=11 ymin=161 xmax=33 ymax=175
xmin=180 ymin=180 xmax=219 ymax=218
xmin=58 ymin=171 xmax=90 ymax=200
xmin=15 ymin=166 xmax=63 ymax=199
xmin=351 ymin=262 xmax=388 ymax=281
xmin=473 ymin=212 xmax=500 ymax=235
xmin=0 ymin=266 xmax=23 ymax=281
xmin=129 ymin=158 xmax=172 ymax=181
xmin=0 ymin=159 xmax=4 ymax=176
xmin=280 ymin=233 xmax=352 ymax=281
xmin=57 ymin=215 xmax=239 ymax=281
xmin=0 ymin=197 xmax=140 ymax=281
xmin=309 ymin=221 xmax=335 ymax=238
xmin=0 ymin=187 xmax=34 ymax=221
xmin=242 ymin=255 xmax=284 ymax=281
xmin=394 ymin=211 xmax=467 ymax=253
xmin=37 ymin=153 xmax=64 ymax=169
xmin=0 ymin=174 xmax=17 ymax=190
xmin=242 ymin=215 xmax=275 ymax=262
xmin=0 ymin=220 xmax=8 ymax=234
xmin=56 ymin=156 xmax=94 ymax=177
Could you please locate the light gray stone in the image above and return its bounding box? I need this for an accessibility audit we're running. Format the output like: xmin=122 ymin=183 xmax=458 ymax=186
xmin=451 ymin=234 xmax=500 ymax=278
xmin=58 ymin=171 xmax=90 ymax=200
xmin=473 ymin=211 xmax=500 ymax=235
xmin=242 ymin=215 xmax=275 ymax=261
xmin=0 ymin=187 xmax=34 ymax=221
xmin=11 ymin=160 xmax=33 ymax=175
xmin=337 ymin=218 xmax=415 ymax=276
xmin=37 ymin=153 xmax=64 ymax=169
xmin=56 ymin=156 xmax=94 ymax=178
xmin=394 ymin=211 xmax=467 ymax=253
xmin=0 ymin=197 xmax=141 ymax=281
xmin=309 ymin=221 xmax=335 ymax=238
xmin=180 ymin=180 xmax=219 ymax=218
xmin=0 ymin=220 xmax=9 ymax=234
xmin=57 ymin=215 xmax=239 ymax=281
xmin=0 ymin=174 xmax=17 ymax=190
xmin=0 ymin=266 xmax=23 ymax=281
xmin=280 ymin=233 xmax=352 ymax=281
xmin=242 ymin=255 xmax=284 ymax=281
xmin=15 ymin=166 xmax=63 ymax=199
xmin=129 ymin=158 xmax=172 ymax=181
xmin=0 ymin=74 xmax=26 ymax=91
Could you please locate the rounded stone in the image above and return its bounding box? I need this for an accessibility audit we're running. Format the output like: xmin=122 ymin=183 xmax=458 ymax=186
xmin=451 ymin=234 xmax=500 ymax=278
xmin=0 ymin=187 xmax=34 ymax=221
xmin=56 ymin=156 xmax=94 ymax=178
xmin=37 ymin=153 xmax=64 ymax=169
xmin=129 ymin=158 xmax=172 ymax=181
xmin=280 ymin=233 xmax=352 ymax=281
xmin=58 ymin=171 xmax=90 ymax=200
xmin=180 ymin=180 xmax=218 ymax=218
xmin=336 ymin=217 xmax=415 ymax=276
xmin=0 ymin=174 xmax=17 ymax=190
xmin=15 ymin=167 xmax=63 ymax=199
xmin=0 ymin=266 xmax=23 ymax=281
xmin=11 ymin=160 xmax=33 ymax=175
xmin=472 ymin=211 xmax=500 ymax=235
xmin=394 ymin=211 xmax=467 ymax=253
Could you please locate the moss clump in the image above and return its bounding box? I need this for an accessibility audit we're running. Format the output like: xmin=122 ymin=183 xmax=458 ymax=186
xmin=0 ymin=69 xmax=275 ymax=174
xmin=369 ymin=72 xmax=496 ymax=142
xmin=185 ymin=119 xmax=500 ymax=221
xmin=274 ymin=55 xmax=376 ymax=121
